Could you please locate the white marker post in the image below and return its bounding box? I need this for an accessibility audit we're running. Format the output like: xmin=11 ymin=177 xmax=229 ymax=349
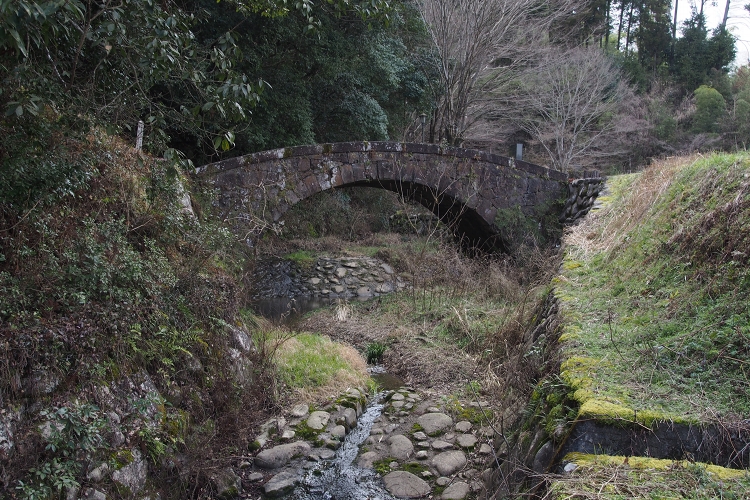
xmin=136 ymin=120 xmax=144 ymax=151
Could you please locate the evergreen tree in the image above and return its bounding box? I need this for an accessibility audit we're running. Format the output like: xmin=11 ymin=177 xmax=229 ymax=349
xmin=673 ymin=13 xmax=736 ymax=92
xmin=635 ymin=0 xmax=673 ymax=73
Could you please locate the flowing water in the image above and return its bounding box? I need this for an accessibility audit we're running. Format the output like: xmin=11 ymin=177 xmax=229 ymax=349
xmin=291 ymin=394 xmax=397 ymax=500
xmin=252 ymin=286 xmax=406 ymax=499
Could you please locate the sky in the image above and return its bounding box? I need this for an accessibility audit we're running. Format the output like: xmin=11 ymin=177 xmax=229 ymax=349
xmin=674 ymin=0 xmax=750 ymax=67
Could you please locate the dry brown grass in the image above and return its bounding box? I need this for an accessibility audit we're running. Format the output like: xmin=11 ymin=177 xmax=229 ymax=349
xmin=565 ymin=154 xmax=697 ymax=260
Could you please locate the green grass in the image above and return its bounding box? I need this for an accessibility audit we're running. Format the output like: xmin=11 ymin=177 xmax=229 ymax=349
xmin=557 ymin=152 xmax=750 ymax=422
xmin=283 ymin=250 xmax=316 ymax=267
xmin=274 ymin=333 xmax=365 ymax=390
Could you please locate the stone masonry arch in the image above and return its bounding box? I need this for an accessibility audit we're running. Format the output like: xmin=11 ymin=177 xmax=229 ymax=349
xmin=195 ymin=142 xmax=600 ymax=252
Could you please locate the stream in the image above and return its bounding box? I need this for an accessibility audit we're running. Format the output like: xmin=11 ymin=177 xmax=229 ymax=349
xmin=251 ymin=293 xmax=405 ymax=499
xmin=291 ymin=394 xmax=397 ymax=500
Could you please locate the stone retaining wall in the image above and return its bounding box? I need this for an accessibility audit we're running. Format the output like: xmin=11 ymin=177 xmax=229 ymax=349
xmin=559 ymin=177 xmax=605 ymax=224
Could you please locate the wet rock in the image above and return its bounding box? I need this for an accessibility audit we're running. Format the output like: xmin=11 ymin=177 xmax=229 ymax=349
xmin=432 ymin=450 xmax=467 ymax=476
xmin=382 ymin=471 xmax=431 ymax=498
xmin=263 ymin=470 xmax=299 ymax=498
xmin=417 ymin=413 xmax=453 ymax=436
xmin=255 ymin=441 xmax=312 ymax=469
xmin=307 ymin=411 xmax=330 ymax=430
xmin=112 ymin=448 xmax=147 ymax=494
xmin=442 ymin=481 xmax=471 ymax=499
xmin=389 ymin=434 xmax=414 ymax=460
xmin=456 ymin=434 xmax=477 ymax=449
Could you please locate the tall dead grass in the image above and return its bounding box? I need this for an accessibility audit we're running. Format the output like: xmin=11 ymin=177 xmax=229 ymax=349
xmin=565 ymin=154 xmax=695 ymax=260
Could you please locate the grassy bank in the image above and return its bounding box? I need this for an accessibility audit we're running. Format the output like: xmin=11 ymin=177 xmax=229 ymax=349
xmin=545 ymin=152 xmax=750 ymax=496
xmin=557 ymin=152 xmax=750 ymax=423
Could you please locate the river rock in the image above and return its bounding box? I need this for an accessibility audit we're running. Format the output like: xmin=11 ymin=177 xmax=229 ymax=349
xmin=412 ymin=431 xmax=428 ymax=441
xmin=456 ymin=434 xmax=477 ymax=449
xmin=417 ymin=413 xmax=453 ymax=436
xmin=478 ymin=443 xmax=492 ymax=455
xmin=389 ymin=434 xmax=414 ymax=460
xmin=432 ymin=451 xmax=467 ymax=476
xmin=210 ymin=467 xmax=241 ymax=499
xmin=255 ymin=441 xmax=311 ymax=469
xmin=382 ymin=471 xmax=431 ymax=498
xmin=441 ymin=481 xmax=471 ymax=499
xmin=307 ymin=411 xmax=330 ymax=430
xmin=263 ymin=470 xmax=299 ymax=498
xmin=290 ymin=403 xmax=309 ymax=417
xmin=391 ymin=393 xmax=405 ymax=401
xmin=330 ymin=425 xmax=346 ymax=439
xmin=358 ymin=451 xmax=381 ymax=468
xmin=431 ymin=440 xmax=452 ymax=450
xmin=454 ymin=421 xmax=472 ymax=433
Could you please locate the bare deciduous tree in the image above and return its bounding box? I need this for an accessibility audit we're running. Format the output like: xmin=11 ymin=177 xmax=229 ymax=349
xmin=512 ymin=47 xmax=633 ymax=172
xmin=417 ymin=0 xmax=580 ymax=146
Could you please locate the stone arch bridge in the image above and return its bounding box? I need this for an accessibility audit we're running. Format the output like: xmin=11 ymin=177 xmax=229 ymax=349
xmin=195 ymin=142 xmax=602 ymax=252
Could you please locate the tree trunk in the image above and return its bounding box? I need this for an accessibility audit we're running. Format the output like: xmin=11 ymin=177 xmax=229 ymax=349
xmin=671 ymin=0 xmax=678 ymax=62
xmin=721 ymin=0 xmax=730 ymax=29
xmin=604 ymin=0 xmax=612 ymax=48
xmin=625 ymin=2 xmax=634 ymax=54
xmin=617 ymin=0 xmax=627 ymax=50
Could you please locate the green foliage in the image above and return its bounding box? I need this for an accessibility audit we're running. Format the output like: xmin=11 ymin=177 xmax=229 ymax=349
xmin=673 ymin=15 xmax=736 ymax=93
xmin=16 ymin=402 xmax=106 ymax=499
xmin=693 ymin=85 xmax=726 ymax=133
xmin=365 ymin=342 xmax=387 ymax=364
xmin=373 ymin=457 xmax=396 ymax=475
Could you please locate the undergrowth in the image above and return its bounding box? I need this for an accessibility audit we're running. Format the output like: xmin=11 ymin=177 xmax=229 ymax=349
xmin=0 ymin=131 xmax=277 ymax=498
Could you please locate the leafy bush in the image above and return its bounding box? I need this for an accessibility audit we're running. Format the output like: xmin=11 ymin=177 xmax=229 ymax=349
xmin=16 ymin=403 xmax=106 ymax=500
xmin=693 ymin=85 xmax=726 ymax=133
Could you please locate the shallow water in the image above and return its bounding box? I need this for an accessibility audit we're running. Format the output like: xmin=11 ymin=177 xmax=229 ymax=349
xmin=291 ymin=394 xmax=397 ymax=500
